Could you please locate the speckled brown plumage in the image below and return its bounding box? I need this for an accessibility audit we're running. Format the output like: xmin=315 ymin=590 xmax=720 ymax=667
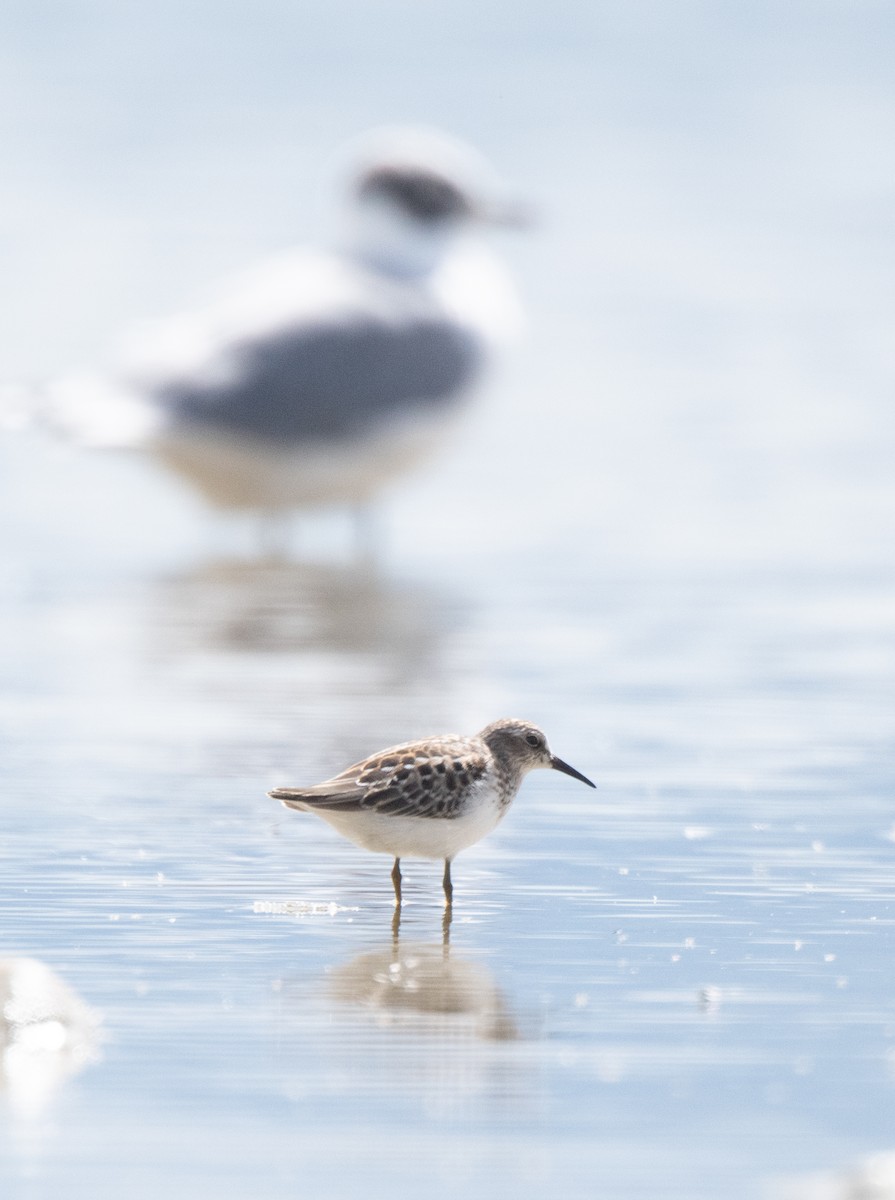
xmin=276 ymin=737 xmax=490 ymax=819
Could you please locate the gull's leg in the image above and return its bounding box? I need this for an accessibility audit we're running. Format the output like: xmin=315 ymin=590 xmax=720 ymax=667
xmin=391 ymin=857 xmax=402 ymax=906
xmin=353 ymin=503 xmax=380 ymax=565
xmin=442 ymin=858 xmax=453 ymax=906
xmin=258 ymin=510 xmax=294 ymax=560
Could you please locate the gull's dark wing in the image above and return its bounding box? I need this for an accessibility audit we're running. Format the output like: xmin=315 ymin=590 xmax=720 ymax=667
xmin=270 ymin=739 xmax=488 ymax=820
xmin=154 ymin=317 xmax=482 ymax=445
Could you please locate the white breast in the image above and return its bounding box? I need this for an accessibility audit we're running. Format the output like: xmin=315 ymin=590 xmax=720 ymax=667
xmin=305 ymin=778 xmax=508 ymax=860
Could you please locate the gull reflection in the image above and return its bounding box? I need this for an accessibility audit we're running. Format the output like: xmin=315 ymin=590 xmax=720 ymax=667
xmin=141 ymin=556 xmax=461 ymax=774
xmin=0 ymin=957 xmax=100 ymax=1118
xmin=326 ymin=930 xmax=517 ymax=1042
xmin=148 ymin=556 xmax=452 ymax=663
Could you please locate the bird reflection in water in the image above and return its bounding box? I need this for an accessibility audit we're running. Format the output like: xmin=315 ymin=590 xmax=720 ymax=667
xmin=326 ymin=908 xmax=518 ymax=1043
xmin=144 ymin=555 xmax=460 ymax=792
xmin=150 ymin=555 xmax=450 ymax=657
xmin=0 ymin=957 xmax=100 ymax=1119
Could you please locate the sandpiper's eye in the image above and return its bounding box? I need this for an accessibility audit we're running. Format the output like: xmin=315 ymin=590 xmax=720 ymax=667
xmin=524 ymin=732 xmax=541 ymax=748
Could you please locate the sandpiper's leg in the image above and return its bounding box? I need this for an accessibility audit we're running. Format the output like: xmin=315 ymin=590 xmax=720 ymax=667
xmin=442 ymin=859 xmax=453 ymax=906
xmin=391 ymin=857 xmax=402 ymax=906
xmin=441 ymin=901 xmax=452 ymax=948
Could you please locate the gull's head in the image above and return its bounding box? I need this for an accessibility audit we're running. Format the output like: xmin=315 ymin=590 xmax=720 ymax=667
xmin=337 ymin=126 xmax=528 ymax=278
xmin=479 ymin=718 xmax=596 ymax=787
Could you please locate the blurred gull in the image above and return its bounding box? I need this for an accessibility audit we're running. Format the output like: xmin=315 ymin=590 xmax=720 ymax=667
xmin=35 ymin=127 xmax=525 ymax=534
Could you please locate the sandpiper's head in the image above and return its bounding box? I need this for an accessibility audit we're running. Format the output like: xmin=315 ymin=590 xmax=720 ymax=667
xmin=479 ymin=718 xmax=596 ymax=787
xmin=337 ymin=126 xmax=528 ymax=276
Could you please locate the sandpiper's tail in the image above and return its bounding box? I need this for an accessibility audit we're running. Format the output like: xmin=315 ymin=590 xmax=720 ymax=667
xmin=269 ymin=787 xmax=311 ymax=811
xmin=269 ymin=780 xmax=369 ymax=812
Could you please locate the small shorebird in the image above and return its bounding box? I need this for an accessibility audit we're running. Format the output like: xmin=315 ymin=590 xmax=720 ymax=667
xmin=270 ymin=718 xmax=595 ymax=905
xmin=32 ymin=127 xmax=525 ymax=535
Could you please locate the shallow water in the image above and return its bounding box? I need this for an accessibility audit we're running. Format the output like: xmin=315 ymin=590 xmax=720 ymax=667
xmin=2 ymin=4 xmax=895 ymax=1197
xmin=2 ymin=506 xmax=893 ymax=1197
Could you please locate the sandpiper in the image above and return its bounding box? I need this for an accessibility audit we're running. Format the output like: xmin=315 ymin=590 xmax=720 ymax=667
xmin=269 ymin=718 xmax=595 ymax=905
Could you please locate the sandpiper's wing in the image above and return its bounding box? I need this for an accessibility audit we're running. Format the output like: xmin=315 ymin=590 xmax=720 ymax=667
xmin=270 ymin=736 xmax=488 ymax=819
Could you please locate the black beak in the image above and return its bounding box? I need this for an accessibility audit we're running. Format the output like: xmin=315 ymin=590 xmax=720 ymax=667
xmin=550 ymin=755 xmax=596 ymax=788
